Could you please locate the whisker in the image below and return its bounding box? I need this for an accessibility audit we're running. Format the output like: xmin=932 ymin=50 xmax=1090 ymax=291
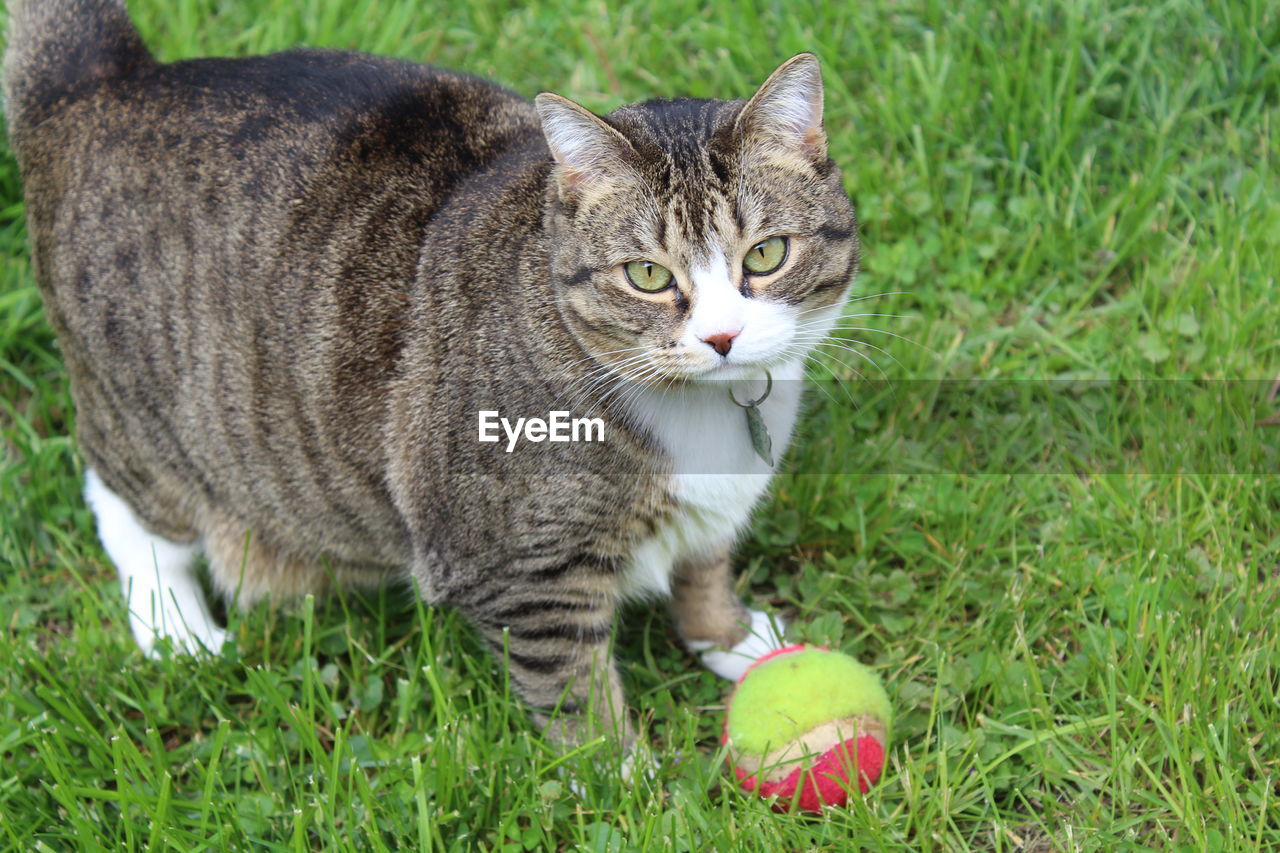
xmin=794 ymin=291 xmax=910 ymax=318
xmin=817 ymin=325 xmax=936 ymax=357
xmin=591 ymin=361 xmax=669 ymax=420
xmin=789 ymin=329 xmax=894 ymax=380
xmin=558 ymin=356 xmax=653 ymax=401
xmin=821 ymin=336 xmax=901 ymax=369
xmin=561 ymin=350 xmax=659 ymax=414
xmin=558 ymin=344 xmax=654 ymax=369
xmin=795 ymin=313 xmax=908 ymax=325
xmin=812 ymin=347 xmax=879 ymax=383
xmin=802 ymin=359 xmax=862 ymax=408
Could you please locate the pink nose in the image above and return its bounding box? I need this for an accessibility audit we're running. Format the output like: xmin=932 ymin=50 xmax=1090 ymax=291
xmin=701 ymin=329 xmax=740 ymax=356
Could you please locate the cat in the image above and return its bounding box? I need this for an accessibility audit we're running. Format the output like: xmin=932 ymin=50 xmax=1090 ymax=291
xmin=3 ymin=0 xmax=859 ymax=751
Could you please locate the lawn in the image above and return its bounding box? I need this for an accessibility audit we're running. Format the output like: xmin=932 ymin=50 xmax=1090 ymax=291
xmin=2 ymin=0 xmax=1278 ymax=850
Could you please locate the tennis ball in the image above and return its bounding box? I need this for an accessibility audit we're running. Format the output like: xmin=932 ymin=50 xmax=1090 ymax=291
xmin=723 ymin=644 xmax=891 ymax=813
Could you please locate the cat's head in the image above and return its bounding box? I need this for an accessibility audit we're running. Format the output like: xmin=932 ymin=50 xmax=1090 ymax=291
xmin=536 ymin=54 xmax=857 ymax=384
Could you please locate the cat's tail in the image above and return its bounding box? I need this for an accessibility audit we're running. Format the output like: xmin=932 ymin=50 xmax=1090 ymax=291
xmin=3 ymin=0 xmax=153 ymax=129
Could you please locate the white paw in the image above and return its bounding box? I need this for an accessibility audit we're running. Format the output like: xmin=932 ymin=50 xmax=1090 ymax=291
xmin=123 ymin=566 xmax=230 ymax=658
xmin=134 ymin=617 xmax=229 ymax=659
xmin=86 ymin=469 xmax=228 ymax=659
xmin=688 ymin=610 xmax=786 ymax=682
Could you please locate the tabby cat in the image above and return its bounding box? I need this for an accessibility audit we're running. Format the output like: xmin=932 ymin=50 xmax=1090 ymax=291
xmin=4 ymin=0 xmax=859 ymax=750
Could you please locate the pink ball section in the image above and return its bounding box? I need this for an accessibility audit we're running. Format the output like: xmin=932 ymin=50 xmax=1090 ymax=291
xmin=725 ymin=644 xmax=889 ymax=813
xmin=733 ymin=733 xmax=886 ymax=813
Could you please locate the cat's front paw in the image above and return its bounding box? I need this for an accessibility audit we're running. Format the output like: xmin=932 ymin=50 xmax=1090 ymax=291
xmin=687 ymin=609 xmax=785 ymax=682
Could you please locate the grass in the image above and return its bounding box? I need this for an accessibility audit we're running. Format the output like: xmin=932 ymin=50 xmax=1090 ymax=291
xmin=1 ymin=0 xmax=1278 ymax=849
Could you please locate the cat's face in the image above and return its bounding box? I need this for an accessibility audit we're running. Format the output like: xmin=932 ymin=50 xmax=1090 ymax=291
xmin=538 ymin=55 xmax=858 ymax=384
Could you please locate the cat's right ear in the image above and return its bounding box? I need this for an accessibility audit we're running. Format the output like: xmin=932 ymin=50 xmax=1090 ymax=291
xmin=535 ymin=93 xmax=638 ymax=202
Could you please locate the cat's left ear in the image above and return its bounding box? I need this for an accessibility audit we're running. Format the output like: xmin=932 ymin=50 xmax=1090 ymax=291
xmin=735 ymin=53 xmax=828 ymax=167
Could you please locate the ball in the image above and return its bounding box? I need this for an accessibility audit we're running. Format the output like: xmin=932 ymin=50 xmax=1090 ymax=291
xmin=723 ymin=644 xmax=891 ymax=813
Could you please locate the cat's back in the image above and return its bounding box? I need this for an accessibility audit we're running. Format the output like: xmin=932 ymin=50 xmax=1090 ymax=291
xmin=13 ymin=46 xmax=538 ymax=229
xmin=5 ymin=7 xmax=545 ymax=566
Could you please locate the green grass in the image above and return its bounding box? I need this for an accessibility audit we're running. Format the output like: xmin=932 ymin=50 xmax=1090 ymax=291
xmin=2 ymin=0 xmax=1278 ymax=849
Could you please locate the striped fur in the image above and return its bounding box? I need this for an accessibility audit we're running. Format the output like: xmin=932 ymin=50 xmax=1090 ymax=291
xmin=4 ymin=1 xmax=858 ymax=751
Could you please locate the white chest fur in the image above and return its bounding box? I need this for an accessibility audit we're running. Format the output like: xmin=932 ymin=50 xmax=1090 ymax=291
xmin=620 ymin=360 xmax=806 ymax=598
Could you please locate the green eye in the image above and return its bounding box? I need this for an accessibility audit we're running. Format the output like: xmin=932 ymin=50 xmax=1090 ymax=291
xmin=624 ymin=260 xmax=674 ymax=292
xmin=743 ymin=236 xmax=789 ymax=275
